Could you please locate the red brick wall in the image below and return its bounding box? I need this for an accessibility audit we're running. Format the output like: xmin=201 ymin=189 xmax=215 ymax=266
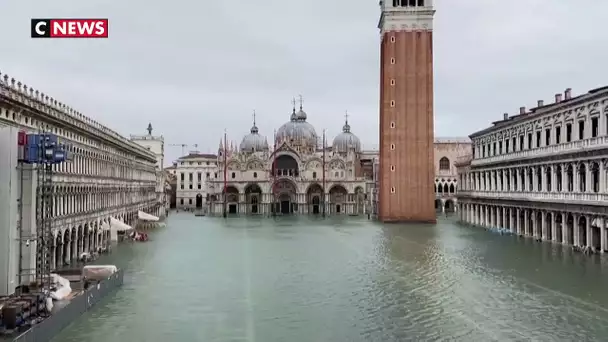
xmin=379 ymin=30 xmax=435 ymax=223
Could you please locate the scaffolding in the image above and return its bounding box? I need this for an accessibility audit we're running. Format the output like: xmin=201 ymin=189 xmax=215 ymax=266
xmin=17 ymin=130 xmax=68 ymax=293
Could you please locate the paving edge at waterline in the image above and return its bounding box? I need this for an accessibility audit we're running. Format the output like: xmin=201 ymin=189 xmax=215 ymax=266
xmin=6 ymin=269 xmax=124 ymax=342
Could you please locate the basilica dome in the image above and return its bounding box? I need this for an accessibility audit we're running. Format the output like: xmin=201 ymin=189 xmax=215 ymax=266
xmin=332 ymin=119 xmax=361 ymax=153
xmin=240 ymin=123 xmax=269 ymax=152
xmin=276 ymin=105 xmax=318 ymax=147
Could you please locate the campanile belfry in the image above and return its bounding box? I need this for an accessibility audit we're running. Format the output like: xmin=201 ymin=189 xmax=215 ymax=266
xmin=378 ymin=0 xmax=436 ymax=223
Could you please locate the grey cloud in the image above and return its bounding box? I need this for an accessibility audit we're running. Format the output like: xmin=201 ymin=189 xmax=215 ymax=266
xmin=1 ymin=0 xmax=607 ymax=164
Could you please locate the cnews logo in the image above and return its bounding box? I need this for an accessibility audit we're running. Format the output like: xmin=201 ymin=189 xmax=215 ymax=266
xmin=31 ymin=19 xmax=108 ymax=38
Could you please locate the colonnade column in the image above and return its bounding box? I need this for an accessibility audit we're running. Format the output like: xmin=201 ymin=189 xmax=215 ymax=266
xmin=540 ymin=211 xmax=546 ymax=240
xmin=598 ymin=217 xmax=607 ymax=252
xmin=561 ymin=212 xmax=568 ymax=244
xmin=573 ymin=214 xmax=580 ymax=246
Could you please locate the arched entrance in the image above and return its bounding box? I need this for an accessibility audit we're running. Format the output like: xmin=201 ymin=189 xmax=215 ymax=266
xmin=273 ymin=179 xmax=297 ymax=215
xmin=274 ymin=154 xmax=299 ymax=177
xmin=224 ymin=186 xmax=239 ymax=214
xmin=445 ymin=199 xmax=455 ymax=213
xmin=435 ymin=199 xmax=443 ymax=212
xmin=329 ymin=184 xmax=347 ymax=215
xmin=195 ymin=194 xmax=203 ymax=209
xmin=245 ymin=183 xmax=262 ymax=214
xmin=306 ymin=183 xmax=324 ymax=215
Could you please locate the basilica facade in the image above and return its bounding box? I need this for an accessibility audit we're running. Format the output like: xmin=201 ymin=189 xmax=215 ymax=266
xmin=207 ymin=103 xmax=370 ymax=216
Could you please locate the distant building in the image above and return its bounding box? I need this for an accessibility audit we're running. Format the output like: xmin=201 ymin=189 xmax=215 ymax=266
xmin=131 ymin=123 xmax=168 ymax=216
xmin=457 ymin=86 xmax=608 ymax=253
xmin=207 ymin=103 xmax=368 ymax=216
xmin=173 ymin=152 xmax=218 ymax=209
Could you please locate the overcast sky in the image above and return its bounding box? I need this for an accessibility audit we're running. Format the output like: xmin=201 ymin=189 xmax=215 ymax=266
xmin=1 ymin=0 xmax=607 ymax=164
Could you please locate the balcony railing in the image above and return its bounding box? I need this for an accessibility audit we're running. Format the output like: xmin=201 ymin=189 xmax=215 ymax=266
xmin=471 ymin=136 xmax=608 ymax=166
xmin=458 ymin=190 xmax=608 ymax=203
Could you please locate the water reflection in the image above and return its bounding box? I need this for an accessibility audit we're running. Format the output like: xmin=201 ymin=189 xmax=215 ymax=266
xmin=54 ymin=213 xmax=608 ymax=342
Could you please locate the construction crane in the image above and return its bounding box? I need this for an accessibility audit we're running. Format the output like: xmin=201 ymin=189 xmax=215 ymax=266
xmin=168 ymin=143 xmax=199 ymax=156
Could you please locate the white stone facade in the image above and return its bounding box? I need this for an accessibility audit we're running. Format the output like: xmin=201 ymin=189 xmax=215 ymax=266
xmin=457 ymin=86 xmax=608 ymax=252
xmin=207 ymin=105 xmax=368 ymax=216
xmin=174 ymin=152 xmax=218 ymax=209
xmin=131 ymin=125 xmax=169 ymax=215
xmin=0 ymin=71 xmax=160 ymax=294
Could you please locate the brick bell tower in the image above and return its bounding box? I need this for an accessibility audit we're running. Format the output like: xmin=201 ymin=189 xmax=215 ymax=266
xmin=378 ymin=0 xmax=436 ymax=223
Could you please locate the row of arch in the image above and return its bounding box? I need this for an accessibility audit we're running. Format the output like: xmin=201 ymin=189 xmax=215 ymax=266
xmin=459 ymin=203 xmax=606 ymax=251
xmin=460 ymin=160 xmax=605 ymax=194
xmin=209 ymin=181 xmax=367 ymax=215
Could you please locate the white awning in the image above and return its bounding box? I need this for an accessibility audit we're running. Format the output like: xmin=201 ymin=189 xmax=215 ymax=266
xmin=110 ymin=217 xmax=133 ymax=231
xmin=138 ymin=210 xmax=159 ymax=222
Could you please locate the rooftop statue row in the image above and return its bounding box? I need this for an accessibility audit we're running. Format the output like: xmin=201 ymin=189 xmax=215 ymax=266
xmin=0 ymin=70 xmax=149 ymax=155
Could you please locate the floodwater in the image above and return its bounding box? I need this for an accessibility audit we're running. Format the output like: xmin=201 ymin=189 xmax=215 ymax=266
xmin=53 ymin=212 xmax=608 ymax=341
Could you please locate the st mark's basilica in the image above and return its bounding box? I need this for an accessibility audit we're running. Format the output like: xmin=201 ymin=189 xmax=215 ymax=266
xmin=206 ymin=100 xmax=370 ymax=216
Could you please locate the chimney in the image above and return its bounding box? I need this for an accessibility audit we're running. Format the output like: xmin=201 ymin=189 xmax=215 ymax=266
xmin=519 ymin=106 xmax=526 ymax=115
xmin=555 ymin=93 xmax=563 ymax=103
xmin=537 ymin=100 xmax=544 ymax=107
xmin=565 ymin=88 xmax=572 ymax=100
xmin=503 ymin=113 xmax=508 ymax=120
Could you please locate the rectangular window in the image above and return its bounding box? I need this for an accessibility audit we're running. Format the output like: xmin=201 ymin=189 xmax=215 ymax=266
xmin=197 ymin=172 xmax=202 ymax=181
xmin=511 ymin=137 xmax=516 ymax=151
xmin=592 ymin=117 xmax=598 ymax=138
xmin=536 ymin=131 xmax=541 ymax=147
xmin=505 ymin=140 xmax=509 ymax=153
xmin=578 ymin=120 xmax=585 ymax=140
xmin=498 ymin=141 xmax=503 ymax=154
xmin=180 ymin=173 xmax=184 ymax=181
xmin=189 ymin=173 xmax=193 ymax=181
xmin=527 ymin=133 xmax=532 ymax=149
xmin=566 ymin=123 xmax=572 ymax=142
xmin=492 ymin=142 xmax=496 ymax=155
xmin=519 ymin=135 xmax=524 ymax=151
xmin=545 ymin=129 xmax=550 ymax=146
xmin=555 ymin=126 xmax=561 ymax=144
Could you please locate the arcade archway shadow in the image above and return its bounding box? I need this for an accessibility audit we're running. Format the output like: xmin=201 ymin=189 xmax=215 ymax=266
xmin=195 ymin=194 xmax=203 ymax=209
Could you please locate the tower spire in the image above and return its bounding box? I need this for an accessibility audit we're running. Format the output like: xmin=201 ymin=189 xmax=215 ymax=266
xmin=343 ymin=110 xmax=351 ymax=133
xmin=252 ymin=110 xmax=256 ymax=126
xmin=298 ymin=94 xmax=303 ymax=110
xmin=147 ymin=122 xmax=153 ymax=135
xmin=290 ymin=98 xmax=297 ymax=121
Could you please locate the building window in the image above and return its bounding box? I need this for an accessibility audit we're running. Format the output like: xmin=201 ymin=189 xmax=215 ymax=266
xmin=592 ymin=117 xmax=599 ymax=138
xmin=206 ymin=172 xmax=210 ymax=178
xmin=566 ymin=123 xmax=572 ymax=142
xmin=188 ymin=199 xmax=192 ymax=205
xmin=390 ymin=165 xmax=395 ymax=171
xmin=180 ymin=198 xmax=183 ymax=205
xmin=390 ymin=100 xmax=395 ymax=107
xmin=253 ymin=172 xmax=257 ymax=178
xmin=578 ymin=120 xmax=585 ymax=139
xmin=390 ymin=122 xmax=395 ymax=128
xmin=180 ymin=184 xmax=184 ymax=189
xmin=390 ymin=187 xmax=396 ymax=193
xmin=312 ymin=171 xmax=317 ymax=178
xmin=189 ymin=184 xmax=193 ymax=189
xmin=390 ymin=36 xmax=395 ymax=43
xmin=214 ymin=172 xmax=218 ymax=178
xmin=555 ymin=126 xmax=561 ymax=144
xmin=180 ymin=173 xmax=184 ymax=181
xmin=198 ymin=184 xmax=201 ymax=189
xmin=231 ymin=172 xmax=236 ymax=179
xmin=390 ymin=79 xmax=395 ymax=86
xmin=390 ymin=58 xmax=395 ymax=64
xmin=390 ymin=143 xmax=395 ymax=150
xmin=439 ymin=157 xmax=450 ymax=170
